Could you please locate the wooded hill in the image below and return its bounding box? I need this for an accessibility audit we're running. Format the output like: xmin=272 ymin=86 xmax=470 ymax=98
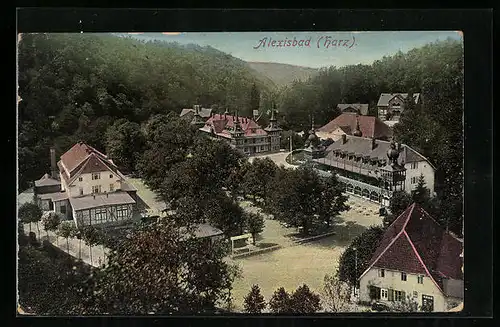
xmin=17 ymin=33 xmax=275 ymax=190
xmin=247 ymin=62 xmax=319 ymax=88
xmin=18 ymin=33 xmax=463 ymax=235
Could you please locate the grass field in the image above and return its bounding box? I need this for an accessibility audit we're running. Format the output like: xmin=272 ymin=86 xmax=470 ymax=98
xmin=229 ymin=235 xmax=346 ymax=312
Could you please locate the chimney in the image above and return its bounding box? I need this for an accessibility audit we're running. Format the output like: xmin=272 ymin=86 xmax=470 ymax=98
xmin=371 ymin=137 xmax=376 ymax=150
xmin=341 ymin=134 xmax=347 ymax=144
xmin=50 ymin=147 xmax=57 ymax=179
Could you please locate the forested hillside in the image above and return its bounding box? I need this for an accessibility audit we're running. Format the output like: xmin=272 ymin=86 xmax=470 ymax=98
xmin=17 ymin=33 xmax=274 ymax=190
xmin=275 ymin=38 xmax=463 ymax=234
xmin=247 ymin=62 xmax=318 ymax=88
xmin=17 ymin=34 xmax=463 ymax=235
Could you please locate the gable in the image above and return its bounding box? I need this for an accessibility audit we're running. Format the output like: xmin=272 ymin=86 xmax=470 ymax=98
xmin=374 ymin=233 xmax=427 ymax=275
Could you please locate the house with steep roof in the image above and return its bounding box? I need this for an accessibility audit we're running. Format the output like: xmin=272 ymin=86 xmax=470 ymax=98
xmin=358 ymin=203 xmax=464 ymax=312
xmin=33 ymin=142 xmax=138 ymax=228
xmin=313 ymin=134 xmax=435 ymax=205
xmin=337 ymin=103 xmax=369 ymax=116
xmin=316 ymin=113 xmax=392 ymax=142
xmin=377 ymin=93 xmax=421 ymax=123
xmin=199 ymin=109 xmax=282 ymax=155
xmin=179 ymin=105 xmax=213 ymax=125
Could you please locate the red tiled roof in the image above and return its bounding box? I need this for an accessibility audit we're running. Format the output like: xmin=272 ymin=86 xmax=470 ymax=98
xmin=60 ymin=142 xmax=112 ymax=176
xmin=202 ymin=114 xmax=268 ymax=137
xmin=58 ymin=142 xmax=125 ymax=185
xmin=317 ymin=113 xmax=392 ymax=139
xmin=360 ymin=203 xmax=463 ymax=292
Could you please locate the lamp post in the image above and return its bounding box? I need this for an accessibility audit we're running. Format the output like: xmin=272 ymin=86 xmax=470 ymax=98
xmin=353 ymin=246 xmax=358 ymax=297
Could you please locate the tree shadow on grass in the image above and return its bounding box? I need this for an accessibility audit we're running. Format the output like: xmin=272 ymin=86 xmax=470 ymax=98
xmin=295 ymin=222 xmax=367 ymax=248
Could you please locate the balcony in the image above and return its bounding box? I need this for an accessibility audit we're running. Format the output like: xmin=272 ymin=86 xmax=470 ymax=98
xmin=314 ymin=168 xmax=393 ymax=204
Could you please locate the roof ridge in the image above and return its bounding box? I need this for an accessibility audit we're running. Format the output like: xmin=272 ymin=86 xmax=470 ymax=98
xmin=403 ymin=230 xmax=444 ymax=293
xmin=401 ymin=202 xmax=416 ymax=231
xmin=358 ymin=205 xmax=414 ymax=280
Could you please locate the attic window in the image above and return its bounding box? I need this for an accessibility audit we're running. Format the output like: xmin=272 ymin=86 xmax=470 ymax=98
xmin=78 ymin=177 xmax=83 ymax=182
xmin=110 ymin=174 xmax=113 ymax=179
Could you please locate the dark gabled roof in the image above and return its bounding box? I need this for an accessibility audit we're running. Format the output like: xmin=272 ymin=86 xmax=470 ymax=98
xmin=180 ymin=223 xmax=224 ymax=239
xmin=360 ymin=203 xmax=463 ymax=295
xmin=34 ymin=173 xmax=61 ymax=187
xmin=337 ymin=103 xmax=369 ymax=115
xmin=323 ymin=135 xmax=433 ymax=167
xmin=60 ymin=142 xmax=111 ymax=175
xmin=317 ymin=113 xmax=392 ymax=139
xmin=200 ymin=114 xmax=268 ymax=138
xmin=180 ymin=108 xmax=213 ymax=118
xmin=377 ymin=93 xmax=421 ymax=107
xmin=58 ymin=142 xmax=130 ymax=186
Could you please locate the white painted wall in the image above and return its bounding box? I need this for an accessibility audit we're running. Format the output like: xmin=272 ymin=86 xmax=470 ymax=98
xmin=359 ymin=267 xmax=448 ymax=311
xmin=404 ymin=160 xmax=435 ymax=196
xmin=67 ymin=172 xmax=122 ymax=197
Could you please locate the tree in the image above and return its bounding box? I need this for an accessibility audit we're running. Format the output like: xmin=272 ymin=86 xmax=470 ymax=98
xmin=268 ymin=287 xmax=292 ymax=313
xmin=243 ymin=284 xmax=266 ymax=313
xmin=289 ymin=284 xmax=322 ymax=313
xmin=245 ymin=212 xmax=265 ymax=246
xmin=18 ymin=245 xmax=92 ymax=315
xmin=105 ymin=119 xmax=145 ymax=174
xmin=318 ymin=173 xmax=350 ymax=227
xmin=41 ymin=211 xmax=61 ymax=244
xmin=71 ymin=227 xmax=83 ymax=260
xmin=322 ymin=273 xmax=352 ymax=312
xmin=389 ymin=294 xmax=421 ymax=312
xmin=267 ymin=166 xmax=349 ymax=235
xmin=18 ymin=202 xmax=42 ymax=236
xmin=411 ymin=174 xmax=431 ymax=206
xmin=280 ymin=130 xmax=305 ymax=150
xmin=56 ymin=221 xmax=75 ymax=254
xmin=242 ymin=157 xmax=278 ymax=203
xmin=384 ymin=191 xmax=413 ymax=226
xmin=73 ymin=218 xmax=240 ymax=314
xmin=337 ymin=226 xmax=385 ymax=287
xmin=81 ymin=225 xmax=99 ymax=266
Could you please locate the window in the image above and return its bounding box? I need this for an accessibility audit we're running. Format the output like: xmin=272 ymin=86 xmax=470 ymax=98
xmin=60 ymin=205 xmax=66 ymax=214
xmin=380 ymin=289 xmax=388 ymax=300
xmin=92 ymin=173 xmax=101 ymax=180
xmin=378 ymin=269 xmax=385 ymax=277
xmin=116 ymin=205 xmax=129 ymax=220
xmin=109 ymin=184 xmax=114 ymax=192
xmin=92 ymin=185 xmax=101 ymax=194
xmin=78 ymin=176 xmax=83 ymax=181
xmin=401 ymin=272 xmax=407 ymax=281
xmin=261 ymin=146 xmax=264 ymax=151
xmin=109 ymin=174 xmax=113 ymax=179
xmin=93 ymin=207 xmax=107 ymax=224
xmin=411 ymin=176 xmax=418 ymax=184
xmin=417 ymin=275 xmax=424 ymax=284
xmin=394 ymin=290 xmax=405 ymax=301
xmin=79 ymin=187 xmax=84 ymax=195
xmin=411 ymin=162 xmax=418 ymax=169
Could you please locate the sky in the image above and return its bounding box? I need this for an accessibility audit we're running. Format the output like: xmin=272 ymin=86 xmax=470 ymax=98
xmin=112 ymin=31 xmax=462 ymax=69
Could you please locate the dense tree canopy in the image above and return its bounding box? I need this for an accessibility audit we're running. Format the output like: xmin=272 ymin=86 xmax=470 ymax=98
xmin=72 ymin=218 xmax=238 ymax=314
xmin=17 ymin=33 xmax=273 ymax=190
xmin=337 ymin=226 xmax=385 ymax=287
xmin=267 ymin=165 xmax=349 ymax=234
